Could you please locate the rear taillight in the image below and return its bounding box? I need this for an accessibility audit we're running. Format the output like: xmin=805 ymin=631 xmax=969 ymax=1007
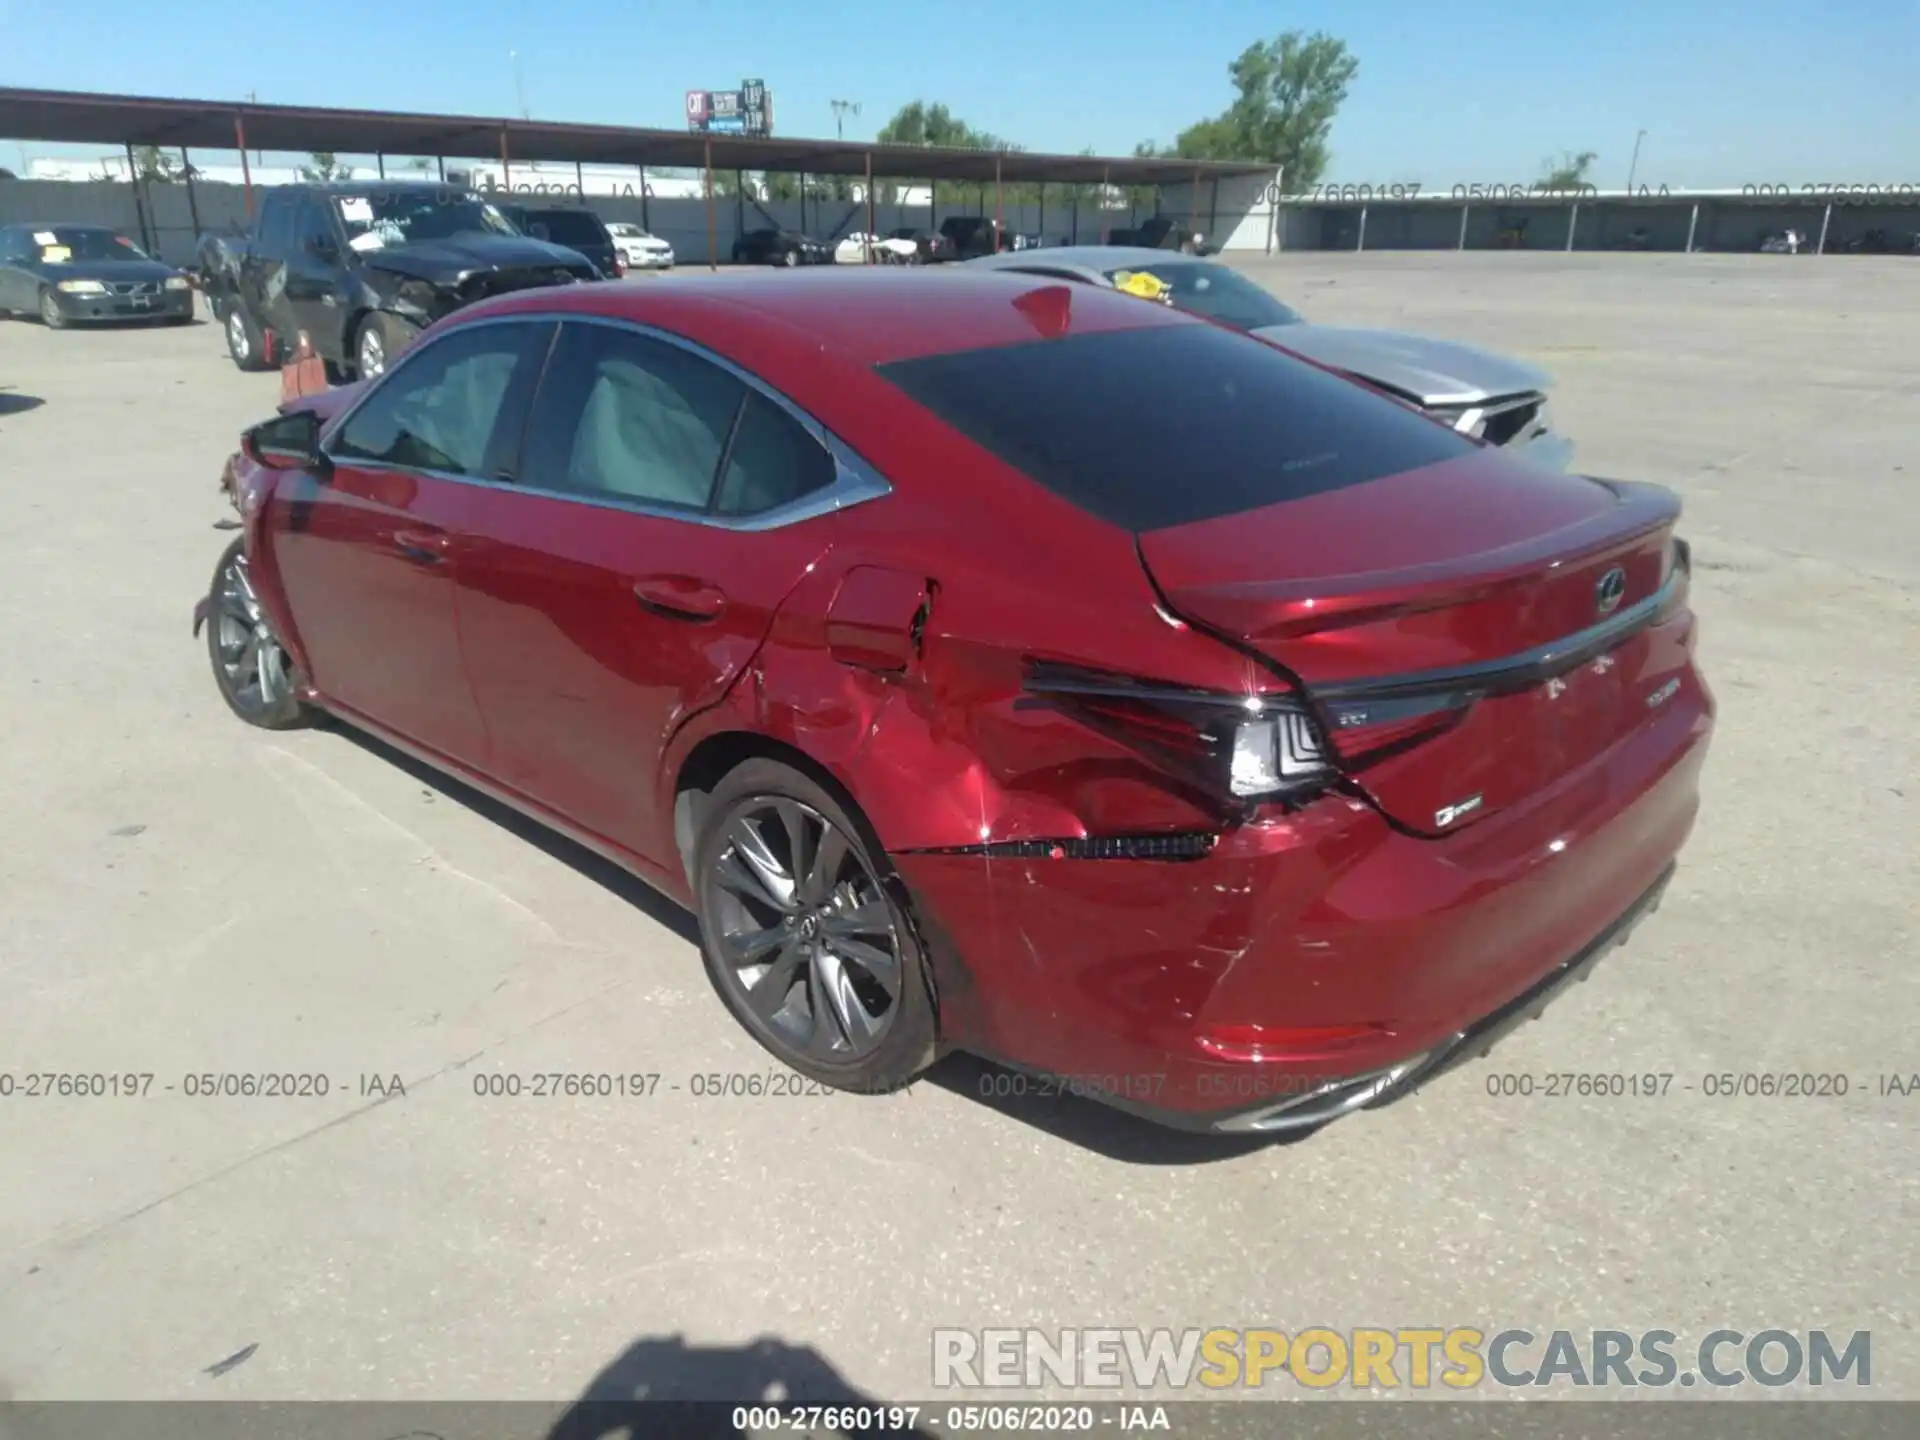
xmin=1024 ymin=660 xmax=1337 ymax=805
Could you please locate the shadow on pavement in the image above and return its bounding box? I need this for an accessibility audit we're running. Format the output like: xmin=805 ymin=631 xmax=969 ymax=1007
xmin=546 ymin=1334 xmax=933 ymax=1439
xmin=323 ymin=728 xmax=1303 ymax=1164
xmin=330 ymin=725 xmax=701 ymax=947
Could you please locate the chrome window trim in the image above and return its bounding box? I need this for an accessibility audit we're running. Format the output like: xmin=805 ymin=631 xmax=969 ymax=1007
xmin=319 ymin=310 xmax=894 ymax=531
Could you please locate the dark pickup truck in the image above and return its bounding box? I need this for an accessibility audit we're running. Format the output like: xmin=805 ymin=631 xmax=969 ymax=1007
xmin=207 ymin=180 xmax=597 ymax=381
xmin=937 ymin=215 xmax=1015 ymax=260
xmin=1105 ymin=215 xmax=1210 ymax=253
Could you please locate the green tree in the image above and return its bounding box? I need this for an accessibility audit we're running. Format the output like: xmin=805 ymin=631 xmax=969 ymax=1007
xmin=298 ymin=151 xmax=354 ymax=182
xmin=1141 ymin=30 xmax=1359 ymax=190
xmin=1539 ymin=150 xmax=1598 ymax=187
xmin=873 ymin=100 xmax=1021 ymax=206
xmin=131 ymin=145 xmax=180 ymax=182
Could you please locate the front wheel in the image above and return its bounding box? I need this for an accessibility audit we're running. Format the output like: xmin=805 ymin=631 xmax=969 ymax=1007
xmin=693 ymin=759 xmax=939 ymax=1094
xmin=38 ymin=288 xmax=68 ymax=329
xmin=781 ymin=249 xmax=798 ymax=268
xmin=204 ymin=538 xmax=309 ymax=730
xmin=225 ymin=303 xmax=271 ymax=371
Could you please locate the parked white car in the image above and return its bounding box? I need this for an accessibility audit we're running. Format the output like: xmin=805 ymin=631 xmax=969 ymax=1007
xmin=607 ymin=223 xmax=674 ymax=270
xmin=834 ymin=232 xmax=919 ymax=265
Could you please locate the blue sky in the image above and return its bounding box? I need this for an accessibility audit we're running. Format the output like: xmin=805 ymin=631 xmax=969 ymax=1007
xmin=3 ymin=0 xmax=1916 ymax=185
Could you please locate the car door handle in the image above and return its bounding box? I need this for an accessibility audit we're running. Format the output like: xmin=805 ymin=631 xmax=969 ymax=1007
xmin=392 ymin=529 xmax=448 ymax=565
xmin=632 ymin=575 xmax=727 ymax=622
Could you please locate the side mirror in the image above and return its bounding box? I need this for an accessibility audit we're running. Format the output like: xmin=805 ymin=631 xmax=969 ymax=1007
xmin=241 ymin=409 xmax=330 ymax=474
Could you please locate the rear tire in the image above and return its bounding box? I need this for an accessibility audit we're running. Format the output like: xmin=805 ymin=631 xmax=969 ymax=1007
xmin=225 ymin=303 xmax=271 ymax=371
xmin=204 ymin=538 xmax=309 ymax=730
xmin=692 ymin=759 xmax=939 ymax=1095
xmin=355 ymin=312 xmax=419 ymax=381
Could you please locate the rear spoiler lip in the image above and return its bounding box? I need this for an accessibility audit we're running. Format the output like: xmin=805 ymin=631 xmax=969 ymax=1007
xmin=1310 ymin=565 xmax=1686 ymax=709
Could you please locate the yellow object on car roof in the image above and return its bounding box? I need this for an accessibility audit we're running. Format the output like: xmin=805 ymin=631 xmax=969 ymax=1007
xmin=1111 ymin=269 xmax=1173 ymax=303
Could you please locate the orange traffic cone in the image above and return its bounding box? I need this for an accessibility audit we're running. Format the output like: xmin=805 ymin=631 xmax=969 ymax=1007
xmin=278 ymin=329 xmax=328 ymax=405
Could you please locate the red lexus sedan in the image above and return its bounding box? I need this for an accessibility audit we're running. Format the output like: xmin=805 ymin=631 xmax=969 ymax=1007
xmin=196 ymin=269 xmax=1713 ymax=1134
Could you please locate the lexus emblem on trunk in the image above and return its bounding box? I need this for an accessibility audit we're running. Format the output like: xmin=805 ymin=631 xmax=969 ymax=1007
xmin=1595 ymin=567 xmax=1627 ymax=616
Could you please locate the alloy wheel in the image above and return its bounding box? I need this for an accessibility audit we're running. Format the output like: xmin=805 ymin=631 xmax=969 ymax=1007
xmin=226 ymin=310 xmax=249 ymax=363
xmin=212 ymin=551 xmax=292 ymax=715
xmin=705 ymin=797 xmax=904 ymax=1062
xmin=358 ymin=326 xmax=385 ymax=379
xmin=39 ymin=290 xmax=60 ymax=325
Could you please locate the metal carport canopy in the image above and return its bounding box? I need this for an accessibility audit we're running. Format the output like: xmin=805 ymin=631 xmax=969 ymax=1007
xmin=0 ymin=87 xmax=1271 ymax=185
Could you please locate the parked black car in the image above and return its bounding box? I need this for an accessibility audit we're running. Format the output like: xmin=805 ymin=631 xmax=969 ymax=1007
xmin=937 ymin=215 xmax=1013 ymax=260
xmin=731 ymin=228 xmax=833 ymax=267
xmin=1841 ymin=227 xmax=1920 ymax=255
xmin=497 ymin=203 xmax=623 ymax=277
xmin=0 ymin=223 xmax=194 ymax=327
xmin=205 ymin=181 xmax=597 ymax=380
xmin=1105 ymin=215 xmax=1210 ymax=253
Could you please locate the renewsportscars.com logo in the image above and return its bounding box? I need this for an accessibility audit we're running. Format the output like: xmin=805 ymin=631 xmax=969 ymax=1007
xmin=932 ymin=1327 xmax=1873 ymax=1391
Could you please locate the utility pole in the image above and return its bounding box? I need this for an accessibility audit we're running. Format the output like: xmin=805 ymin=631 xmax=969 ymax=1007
xmin=245 ymin=92 xmax=261 ymax=165
xmin=1626 ymin=129 xmax=1647 ymax=193
xmin=831 ymin=99 xmax=861 ymax=142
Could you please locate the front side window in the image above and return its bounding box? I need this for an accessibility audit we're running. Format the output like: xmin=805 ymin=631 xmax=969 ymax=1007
xmin=522 ymin=323 xmax=747 ymax=509
xmin=330 ymin=322 xmax=549 ymax=476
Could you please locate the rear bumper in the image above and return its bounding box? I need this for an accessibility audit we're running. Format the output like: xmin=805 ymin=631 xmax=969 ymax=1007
xmin=896 ymin=680 xmax=1711 ymax=1133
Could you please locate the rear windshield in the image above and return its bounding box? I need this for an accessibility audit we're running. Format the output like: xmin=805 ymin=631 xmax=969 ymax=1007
xmin=876 ymin=323 xmax=1474 ymax=532
xmin=531 ymin=211 xmax=609 ymax=244
xmin=1102 ymin=260 xmax=1304 ymax=331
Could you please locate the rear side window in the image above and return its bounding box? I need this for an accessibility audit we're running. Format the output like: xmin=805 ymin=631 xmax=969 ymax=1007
xmin=714 ymin=393 xmax=835 ymax=516
xmin=876 ymin=323 xmax=1474 ymax=531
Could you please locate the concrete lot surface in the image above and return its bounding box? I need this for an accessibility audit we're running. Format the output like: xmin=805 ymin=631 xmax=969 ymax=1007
xmin=0 ymin=255 xmax=1914 ymax=1406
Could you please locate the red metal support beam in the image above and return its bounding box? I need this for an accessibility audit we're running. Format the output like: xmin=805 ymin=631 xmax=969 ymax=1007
xmin=234 ymin=112 xmax=254 ymax=218
xmin=704 ymin=137 xmax=717 ymax=270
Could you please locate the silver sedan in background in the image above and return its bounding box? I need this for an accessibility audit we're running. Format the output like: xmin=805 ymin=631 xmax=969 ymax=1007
xmin=966 ymin=245 xmax=1574 ymax=469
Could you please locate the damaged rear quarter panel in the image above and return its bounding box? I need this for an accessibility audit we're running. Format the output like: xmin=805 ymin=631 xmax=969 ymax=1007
xmin=653 ymin=387 xmax=1286 ymax=1057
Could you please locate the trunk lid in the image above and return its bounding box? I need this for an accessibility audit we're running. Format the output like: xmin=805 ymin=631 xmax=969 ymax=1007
xmin=1136 ymin=451 xmax=1687 ymax=834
